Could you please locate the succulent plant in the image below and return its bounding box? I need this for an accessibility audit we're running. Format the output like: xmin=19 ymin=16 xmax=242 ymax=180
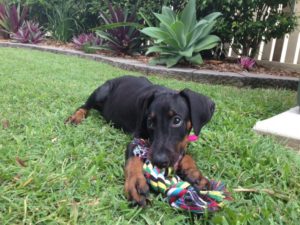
xmin=141 ymin=0 xmax=221 ymax=67
xmin=239 ymin=56 xmax=256 ymax=70
xmin=10 ymin=20 xmax=44 ymax=44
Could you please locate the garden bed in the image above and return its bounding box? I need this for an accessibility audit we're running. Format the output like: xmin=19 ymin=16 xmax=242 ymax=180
xmin=0 ymin=40 xmax=299 ymax=91
xmin=3 ymin=37 xmax=299 ymax=79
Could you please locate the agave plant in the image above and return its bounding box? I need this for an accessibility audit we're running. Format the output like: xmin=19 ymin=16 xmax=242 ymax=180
xmin=93 ymin=1 xmax=143 ymax=55
xmin=141 ymin=0 xmax=221 ymax=67
xmin=10 ymin=21 xmax=44 ymax=44
xmin=72 ymin=33 xmax=102 ymax=53
xmin=0 ymin=2 xmax=29 ymax=38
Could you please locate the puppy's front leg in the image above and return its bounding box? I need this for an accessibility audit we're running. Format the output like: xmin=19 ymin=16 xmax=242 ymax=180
xmin=177 ymin=155 xmax=210 ymax=190
xmin=124 ymin=156 xmax=149 ymax=207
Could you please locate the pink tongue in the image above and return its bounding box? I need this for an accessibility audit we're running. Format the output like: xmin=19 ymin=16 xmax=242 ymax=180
xmin=187 ymin=134 xmax=198 ymax=142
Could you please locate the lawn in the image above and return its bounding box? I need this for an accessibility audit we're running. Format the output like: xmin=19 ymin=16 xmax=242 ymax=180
xmin=0 ymin=47 xmax=300 ymax=225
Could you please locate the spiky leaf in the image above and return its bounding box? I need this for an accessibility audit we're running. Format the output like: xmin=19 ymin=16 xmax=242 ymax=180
xmin=142 ymin=0 xmax=221 ymax=67
xmin=187 ymin=53 xmax=203 ymax=64
xmin=194 ymin=35 xmax=220 ymax=52
xmin=171 ymin=21 xmax=186 ymax=48
xmin=180 ymin=0 xmax=196 ymax=32
xmin=150 ymin=55 xmax=182 ymax=68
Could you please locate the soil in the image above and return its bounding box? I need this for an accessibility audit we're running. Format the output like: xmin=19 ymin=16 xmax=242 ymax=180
xmin=195 ymin=59 xmax=300 ymax=78
xmin=1 ymin=38 xmax=299 ymax=78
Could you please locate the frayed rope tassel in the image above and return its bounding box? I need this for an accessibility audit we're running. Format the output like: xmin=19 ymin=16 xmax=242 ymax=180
xmin=143 ymin=161 xmax=231 ymax=214
xmin=131 ymin=138 xmax=231 ymax=214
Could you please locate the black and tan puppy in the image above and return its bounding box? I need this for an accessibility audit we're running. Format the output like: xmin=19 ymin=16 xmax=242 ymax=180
xmin=66 ymin=75 xmax=215 ymax=206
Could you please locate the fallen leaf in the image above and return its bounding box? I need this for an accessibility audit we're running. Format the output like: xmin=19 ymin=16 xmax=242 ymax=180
xmin=2 ymin=119 xmax=9 ymax=129
xmin=21 ymin=177 xmax=33 ymax=187
xmin=13 ymin=175 xmax=21 ymax=181
xmin=16 ymin=157 xmax=27 ymax=167
xmin=86 ymin=198 xmax=100 ymax=206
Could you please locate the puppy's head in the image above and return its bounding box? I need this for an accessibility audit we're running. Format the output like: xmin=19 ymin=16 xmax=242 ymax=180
xmin=137 ymin=89 xmax=215 ymax=168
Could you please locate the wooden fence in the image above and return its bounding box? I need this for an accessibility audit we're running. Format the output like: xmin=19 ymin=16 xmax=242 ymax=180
xmin=228 ymin=2 xmax=300 ymax=65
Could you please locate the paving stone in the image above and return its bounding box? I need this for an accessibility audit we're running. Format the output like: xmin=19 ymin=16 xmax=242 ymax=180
xmin=253 ymin=107 xmax=300 ymax=150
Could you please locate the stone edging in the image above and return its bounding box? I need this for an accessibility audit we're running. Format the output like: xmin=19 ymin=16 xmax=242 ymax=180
xmin=1 ymin=41 xmax=299 ymax=90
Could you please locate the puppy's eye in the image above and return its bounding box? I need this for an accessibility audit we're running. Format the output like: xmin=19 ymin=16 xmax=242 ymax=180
xmin=172 ymin=116 xmax=183 ymax=127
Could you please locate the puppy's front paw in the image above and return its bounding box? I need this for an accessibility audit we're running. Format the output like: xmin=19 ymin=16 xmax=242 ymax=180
xmin=125 ymin=174 xmax=149 ymax=207
xmin=184 ymin=169 xmax=210 ymax=191
xmin=177 ymin=155 xmax=210 ymax=191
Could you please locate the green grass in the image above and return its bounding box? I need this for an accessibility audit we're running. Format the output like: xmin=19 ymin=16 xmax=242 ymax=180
xmin=0 ymin=47 xmax=300 ymax=225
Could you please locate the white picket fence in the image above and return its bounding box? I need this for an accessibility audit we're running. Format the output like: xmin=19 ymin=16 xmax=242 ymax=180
xmin=228 ymin=2 xmax=300 ymax=65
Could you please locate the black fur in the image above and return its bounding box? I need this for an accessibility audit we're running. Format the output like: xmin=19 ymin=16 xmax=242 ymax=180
xmin=74 ymin=75 xmax=215 ymax=168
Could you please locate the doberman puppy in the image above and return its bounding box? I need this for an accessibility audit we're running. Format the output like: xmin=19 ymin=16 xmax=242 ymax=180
xmin=66 ymin=75 xmax=215 ymax=206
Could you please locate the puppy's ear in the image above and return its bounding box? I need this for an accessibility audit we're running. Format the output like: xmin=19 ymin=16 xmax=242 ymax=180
xmin=134 ymin=90 xmax=156 ymax=138
xmin=180 ymin=88 xmax=215 ymax=136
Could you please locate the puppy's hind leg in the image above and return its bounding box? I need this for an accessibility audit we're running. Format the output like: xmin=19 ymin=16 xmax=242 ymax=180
xmin=65 ymin=81 xmax=111 ymax=125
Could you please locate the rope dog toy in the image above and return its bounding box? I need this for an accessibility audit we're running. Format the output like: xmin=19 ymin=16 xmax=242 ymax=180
xmin=131 ymin=138 xmax=231 ymax=214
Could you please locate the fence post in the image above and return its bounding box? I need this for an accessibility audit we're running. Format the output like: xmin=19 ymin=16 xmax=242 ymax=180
xmin=285 ymin=2 xmax=300 ymax=64
xmin=297 ymin=79 xmax=300 ymax=110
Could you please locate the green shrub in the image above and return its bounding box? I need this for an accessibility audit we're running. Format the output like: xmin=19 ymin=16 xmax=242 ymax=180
xmin=44 ymin=0 xmax=81 ymax=42
xmin=141 ymin=0 xmax=221 ymax=67
xmin=22 ymin=0 xmax=100 ymax=41
xmin=105 ymin=0 xmax=188 ymax=25
xmin=196 ymin=0 xmax=298 ymax=58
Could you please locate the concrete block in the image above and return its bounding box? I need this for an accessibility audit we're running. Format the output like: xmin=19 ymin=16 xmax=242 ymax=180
xmin=253 ymin=107 xmax=300 ymax=150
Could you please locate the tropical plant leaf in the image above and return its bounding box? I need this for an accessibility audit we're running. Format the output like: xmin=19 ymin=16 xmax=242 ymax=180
xmin=45 ymin=0 xmax=80 ymax=42
xmin=141 ymin=27 xmax=170 ymax=41
xmin=187 ymin=53 xmax=203 ymax=64
xmin=194 ymin=35 xmax=220 ymax=52
xmin=161 ymin=6 xmax=176 ymax=23
xmin=0 ymin=2 xmax=28 ymax=35
xmin=165 ymin=55 xmax=182 ymax=67
xmin=95 ymin=30 xmax=121 ymax=47
xmin=92 ymin=22 xmax=143 ymax=31
xmin=179 ymin=46 xmax=194 ymax=57
xmin=149 ymin=55 xmax=182 ymax=68
xmin=197 ymin=20 xmax=217 ymax=40
xmin=10 ymin=20 xmax=44 ymax=44
xmin=153 ymin=12 xmax=176 ymax=31
xmin=180 ymin=0 xmax=196 ymax=33
xmin=138 ymin=9 xmax=154 ymax=27
xmin=94 ymin=1 xmax=143 ymax=54
xmin=162 ymin=38 xmax=181 ymax=49
xmin=142 ymin=0 xmax=221 ymax=67
xmin=146 ymin=46 xmax=165 ymax=54
xmin=171 ymin=21 xmax=186 ymax=48
xmin=202 ymin=12 xmax=222 ymax=22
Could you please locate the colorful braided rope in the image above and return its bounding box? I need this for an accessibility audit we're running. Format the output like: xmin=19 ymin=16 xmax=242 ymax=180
xmin=132 ymin=138 xmax=231 ymax=214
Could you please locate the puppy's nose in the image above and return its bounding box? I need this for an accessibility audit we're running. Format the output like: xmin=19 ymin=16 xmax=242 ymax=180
xmin=152 ymin=154 xmax=169 ymax=168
